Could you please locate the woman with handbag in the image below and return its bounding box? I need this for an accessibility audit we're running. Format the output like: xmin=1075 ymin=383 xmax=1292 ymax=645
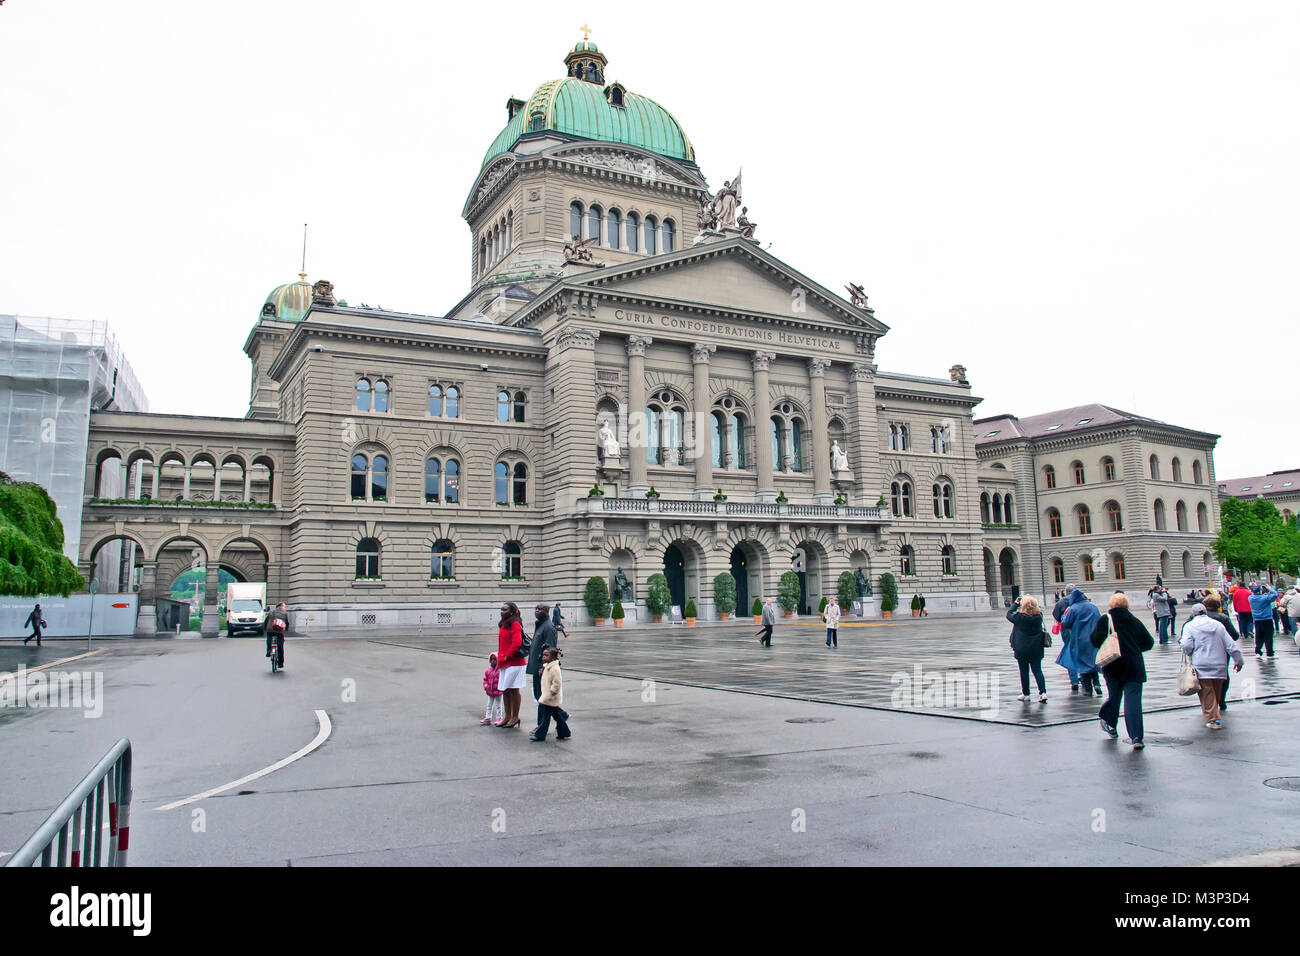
xmin=1089 ymin=593 xmax=1154 ymax=749
xmin=1178 ymin=603 xmax=1243 ymax=730
xmin=1006 ymin=596 xmax=1048 ymax=702
xmin=494 ymin=603 xmax=528 ymax=728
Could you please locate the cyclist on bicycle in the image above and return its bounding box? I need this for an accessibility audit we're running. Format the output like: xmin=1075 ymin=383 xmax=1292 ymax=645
xmin=266 ymin=603 xmax=289 ymax=667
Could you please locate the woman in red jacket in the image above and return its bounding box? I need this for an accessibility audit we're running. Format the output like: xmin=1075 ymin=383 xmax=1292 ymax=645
xmin=495 ymin=602 xmax=527 ymax=728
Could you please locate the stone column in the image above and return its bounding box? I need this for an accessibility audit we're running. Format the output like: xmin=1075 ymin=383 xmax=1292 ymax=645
xmin=752 ymin=351 xmax=776 ymax=503
xmin=850 ymin=362 xmax=880 ymax=506
xmin=808 ymin=358 xmax=833 ymax=504
xmin=136 ymin=561 xmax=158 ymax=635
xmin=201 ymin=561 xmax=220 ymax=637
xmin=627 ymin=335 xmax=651 ymax=497
xmin=691 ymin=343 xmax=716 ymax=500
xmin=213 ymin=468 xmax=222 ymax=503
xmin=182 ymin=465 xmax=191 ymax=500
xmin=243 ymin=471 xmax=252 ymax=502
xmin=150 ymin=467 xmax=160 ymax=500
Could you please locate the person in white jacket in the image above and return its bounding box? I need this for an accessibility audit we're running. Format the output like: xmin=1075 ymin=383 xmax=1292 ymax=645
xmin=823 ymin=597 xmax=842 ymax=648
xmin=1179 ymin=603 xmax=1243 ymax=729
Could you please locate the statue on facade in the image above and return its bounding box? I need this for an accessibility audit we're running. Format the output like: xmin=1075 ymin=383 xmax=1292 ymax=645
xmin=845 ymin=282 xmax=868 ymax=309
xmin=613 ymin=567 xmax=633 ymax=601
xmin=854 ymin=567 xmax=872 ymax=598
xmin=597 ymin=420 xmax=621 ymax=460
xmin=831 ymin=440 xmax=850 ymax=473
xmin=564 ymin=235 xmax=597 ymax=263
xmin=736 ymin=206 xmax=757 ymax=239
xmin=711 ymin=172 xmax=742 ymax=230
xmin=697 ymin=196 xmax=719 ymax=232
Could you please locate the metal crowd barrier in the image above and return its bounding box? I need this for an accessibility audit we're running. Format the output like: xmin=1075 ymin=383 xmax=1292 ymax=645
xmin=4 ymin=738 xmax=132 ymax=867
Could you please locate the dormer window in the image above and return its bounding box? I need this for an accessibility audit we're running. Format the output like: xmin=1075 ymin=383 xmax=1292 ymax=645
xmin=506 ymin=97 xmax=525 ymax=121
xmin=607 ymin=83 xmax=626 ymax=108
xmin=528 ymin=112 xmax=545 ymax=133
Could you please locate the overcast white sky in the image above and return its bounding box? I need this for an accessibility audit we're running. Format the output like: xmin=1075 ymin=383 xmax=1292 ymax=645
xmin=2 ymin=1 xmax=1296 ymax=480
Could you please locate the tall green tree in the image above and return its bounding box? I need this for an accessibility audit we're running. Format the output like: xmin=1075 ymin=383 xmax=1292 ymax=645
xmin=1215 ymin=498 xmax=1298 ymax=578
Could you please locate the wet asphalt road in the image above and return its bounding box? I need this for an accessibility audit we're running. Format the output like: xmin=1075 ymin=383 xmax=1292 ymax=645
xmin=0 ymin=618 xmax=1297 ymax=866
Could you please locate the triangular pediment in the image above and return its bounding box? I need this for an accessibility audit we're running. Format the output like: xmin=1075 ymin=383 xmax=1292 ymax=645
xmin=557 ymin=238 xmax=888 ymax=336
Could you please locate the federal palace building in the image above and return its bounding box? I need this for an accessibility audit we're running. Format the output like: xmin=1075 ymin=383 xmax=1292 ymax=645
xmin=77 ymin=38 xmax=1222 ymax=634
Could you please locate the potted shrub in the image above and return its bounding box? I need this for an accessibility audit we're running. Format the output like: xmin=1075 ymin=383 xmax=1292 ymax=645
xmin=751 ymin=596 xmax=763 ymax=623
xmin=778 ymin=571 xmax=800 ymax=618
xmin=645 ymin=486 xmax=661 ymax=499
xmin=713 ymin=571 xmax=736 ymax=621
xmin=684 ymin=598 xmax=697 ymax=626
xmin=911 ymin=593 xmax=922 ymax=617
xmin=879 ymin=572 xmax=898 ymax=619
xmin=612 ymin=600 xmax=625 ymax=628
xmin=818 ymin=596 xmax=829 ymax=618
xmin=646 ymin=573 xmax=671 ymax=623
xmin=837 ymin=570 xmax=859 ymax=613
xmin=584 ymin=575 xmax=611 ymax=626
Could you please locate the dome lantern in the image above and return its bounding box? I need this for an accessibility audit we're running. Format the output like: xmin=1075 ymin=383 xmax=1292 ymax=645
xmin=564 ymin=27 xmax=607 ymax=84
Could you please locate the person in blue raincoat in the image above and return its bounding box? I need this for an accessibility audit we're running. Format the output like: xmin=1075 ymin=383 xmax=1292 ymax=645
xmin=1057 ymin=588 xmax=1103 ymax=695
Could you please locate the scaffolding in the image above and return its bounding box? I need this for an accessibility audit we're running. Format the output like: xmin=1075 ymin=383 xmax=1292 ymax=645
xmin=0 ymin=316 xmax=148 ymax=575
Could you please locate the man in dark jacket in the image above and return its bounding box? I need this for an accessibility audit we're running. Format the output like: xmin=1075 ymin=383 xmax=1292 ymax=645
xmin=1090 ymin=592 xmax=1155 ymax=748
xmin=23 ymin=604 xmax=44 ymax=646
xmin=528 ymin=603 xmax=558 ymax=730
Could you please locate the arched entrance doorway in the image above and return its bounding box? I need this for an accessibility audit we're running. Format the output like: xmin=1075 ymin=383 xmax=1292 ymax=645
xmin=983 ymin=548 xmax=998 ymax=602
xmin=729 ymin=544 xmax=758 ymax=617
xmin=664 ymin=544 xmax=687 ymax=610
xmin=998 ymin=547 xmax=1019 ymax=605
xmin=792 ymin=540 xmax=827 ymax=615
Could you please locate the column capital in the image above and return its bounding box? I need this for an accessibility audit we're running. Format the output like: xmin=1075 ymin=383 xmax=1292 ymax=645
xmin=850 ymin=362 xmax=877 ymax=383
xmin=751 ymin=350 xmax=775 ymax=372
xmin=808 ymin=357 xmax=831 ymax=378
xmin=554 ymin=326 xmax=601 ymax=352
xmin=691 ymin=343 xmax=717 ymax=364
xmin=626 ymin=335 xmax=652 ymax=357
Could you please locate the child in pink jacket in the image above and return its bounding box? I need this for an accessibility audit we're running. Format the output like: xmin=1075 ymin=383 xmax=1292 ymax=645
xmin=481 ymin=652 xmax=504 ymax=725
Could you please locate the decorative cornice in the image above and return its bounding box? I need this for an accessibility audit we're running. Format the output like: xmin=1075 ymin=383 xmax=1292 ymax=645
xmin=626 ymin=335 xmax=652 ymax=357
xmin=555 ymin=326 xmax=601 ymax=352
xmin=851 ymin=362 xmax=876 ymax=383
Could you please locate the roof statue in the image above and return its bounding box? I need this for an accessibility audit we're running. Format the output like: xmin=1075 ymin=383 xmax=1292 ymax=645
xmin=712 ymin=171 xmax=742 ymax=230
xmin=564 ymin=234 xmax=598 ymax=263
xmin=845 ymin=282 xmax=868 ymax=309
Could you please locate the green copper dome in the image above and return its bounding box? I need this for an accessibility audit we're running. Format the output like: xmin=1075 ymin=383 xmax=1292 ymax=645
xmin=482 ymin=43 xmax=695 ymax=169
xmin=260 ymin=278 xmax=314 ymax=323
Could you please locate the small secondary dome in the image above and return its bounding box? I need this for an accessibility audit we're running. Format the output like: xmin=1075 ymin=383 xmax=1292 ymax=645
xmin=260 ymin=277 xmax=314 ymax=323
xmin=482 ymin=37 xmax=695 ymax=169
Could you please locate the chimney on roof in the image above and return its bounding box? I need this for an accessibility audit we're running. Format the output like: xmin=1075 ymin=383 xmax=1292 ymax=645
xmin=949 ymin=364 xmax=968 ymax=385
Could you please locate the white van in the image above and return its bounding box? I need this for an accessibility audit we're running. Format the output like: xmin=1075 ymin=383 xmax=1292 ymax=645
xmin=225 ymin=582 xmax=268 ymax=636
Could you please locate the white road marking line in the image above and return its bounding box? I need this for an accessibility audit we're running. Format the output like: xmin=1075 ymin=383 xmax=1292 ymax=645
xmin=0 ymin=650 xmax=104 ymax=684
xmin=154 ymin=709 xmax=332 ymax=812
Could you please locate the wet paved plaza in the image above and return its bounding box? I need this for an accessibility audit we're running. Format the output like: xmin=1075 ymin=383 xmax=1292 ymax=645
xmin=383 ymin=612 xmax=1300 ymax=727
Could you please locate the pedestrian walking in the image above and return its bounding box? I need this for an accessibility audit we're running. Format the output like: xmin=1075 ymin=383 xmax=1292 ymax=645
xmin=1052 ymin=587 xmax=1077 ymax=690
xmin=1248 ymin=584 xmax=1279 ymax=658
xmin=1089 ymin=593 xmax=1154 ymax=749
xmin=1059 ymin=588 xmax=1103 ymax=695
xmin=494 ymin=602 xmax=527 ymax=728
xmin=527 ymin=603 xmax=557 ymax=731
xmin=23 ymin=604 xmax=45 ymax=646
xmin=1146 ymin=585 xmax=1173 ymax=644
xmin=823 ymin=597 xmax=841 ymax=647
xmin=1006 ymin=596 xmax=1048 ymax=702
xmin=1230 ymin=583 xmax=1255 ymax=642
xmin=1179 ymin=603 xmax=1243 ymax=730
xmin=1203 ymin=596 xmax=1239 ymax=711
xmin=919 ymin=594 xmax=928 ymax=617
xmin=1275 ymin=588 xmax=1294 ymax=636
xmin=529 ymin=647 xmax=571 ymax=742
xmin=1168 ymin=591 xmax=1178 ymax=636
xmin=758 ymin=596 xmax=776 ymax=646
xmin=1286 ymin=586 xmax=1300 ymax=646
xmin=481 ymin=653 xmax=504 ymax=725
xmin=551 ymin=601 xmax=568 ymax=640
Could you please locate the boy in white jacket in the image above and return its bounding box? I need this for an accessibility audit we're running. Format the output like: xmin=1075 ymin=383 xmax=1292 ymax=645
xmin=1179 ymin=604 xmax=1243 ymax=729
xmin=824 ymin=597 xmax=841 ymax=648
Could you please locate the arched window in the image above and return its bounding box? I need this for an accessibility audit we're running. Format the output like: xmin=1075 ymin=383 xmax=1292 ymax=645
xmin=790 ymin=419 xmax=804 ymax=472
xmin=901 ymin=481 xmax=913 ymax=517
xmin=1150 ymin=455 xmax=1161 ymax=480
xmin=431 ymin=540 xmax=454 ymax=578
xmin=1102 ymin=456 xmax=1116 ymax=481
xmin=370 ymin=455 xmax=388 ymax=501
xmin=1043 ymin=465 xmax=1056 ymax=489
xmin=497 ymin=390 xmax=510 ymax=422
xmin=932 ymin=481 xmax=954 ymax=518
xmin=506 ymin=210 xmax=513 ymax=249
xmin=1197 ymin=502 xmax=1208 ymax=532
xmin=710 ymin=412 xmax=724 ymax=469
xmin=1105 ymin=501 xmax=1123 ymax=532
xmin=513 ymin=390 xmax=526 ymax=423
xmin=1203 ymin=550 xmax=1212 ymax=572
xmin=992 ymin=494 xmax=1004 ymax=524
xmin=512 ymin=463 xmax=528 ymax=505
xmin=1172 ymin=457 xmax=1183 ymax=482
xmin=1004 ymin=494 xmax=1013 ymax=523
xmin=495 ymin=462 xmax=509 ymax=504
xmin=445 ymin=385 xmax=460 ymax=418
xmin=501 ymin=540 xmax=522 ymax=578
xmin=1154 ymin=499 xmax=1167 ymax=531
xmin=1051 ymin=557 xmax=1065 ymax=584
xmin=1182 ymin=551 xmax=1192 ymax=577
xmin=607 ymin=208 xmax=622 ymax=250
xmin=662 ymin=219 xmax=675 ymax=252
xmin=666 ymin=408 xmax=685 ymax=465
xmin=980 ymin=493 xmax=991 ymax=524
xmin=587 ymin=204 xmax=603 ymax=245
xmin=646 ymin=407 xmax=660 ymax=465
xmin=891 ymin=482 xmax=903 ymax=518
xmin=771 ymin=418 xmax=784 ymax=471
xmin=644 ymin=216 xmax=658 ymax=254
xmin=444 ymin=459 xmax=459 ymax=504
xmin=355 ymin=538 xmax=380 ymax=578
xmin=626 ymin=212 xmax=640 ymax=253
xmin=1076 ymin=504 xmax=1092 ymax=535
xmin=889 ymin=424 xmax=899 ymax=450
xmin=729 ymin=414 xmax=747 ymax=469
xmin=1071 ymin=460 xmax=1085 ymax=485
xmin=425 ymin=457 xmax=460 ymax=504
xmin=529 ymin=112 xmax=544 ymax=132
xmin=1175 ymin=500 xmax=1188 ymax=532
xmin=1081 ymin=555 xmax=1095 ymax=583
xmin=1160 ymin=550 xmax=1170 ymax=578
xmin=478 ymin=238 xmax=486 ymax=275
xmin=1112 ymin=554 xmax=1126 ymax=580
xmin=569 ymin=201 xmax=583 ymax=239
xmin=899 ymin=545 xmax=915 ymax=576
xmin=350 ymin=454 xmax=368 ymax=499
xmin=1047 ymin=508 xmax=1062 ymax=538
xmin=428 ymin=384 xmax=443 ymax=417
xmin=930 ymin=426 xmax=949 ymax=454
xmin=425 ymin=458 xmax=441 ymax=503
xmin=941 ymin=545 xmax=956 ymax=576
xmin=899 ymin=425 xmax=910 ymax=451
xmin=1193 ymin=460 xmax=1203 ymax=484
xmin=355 ymin=378 xmax=372 ymax=412
xmin=372 ymin=380 xmax=389 ymax=414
